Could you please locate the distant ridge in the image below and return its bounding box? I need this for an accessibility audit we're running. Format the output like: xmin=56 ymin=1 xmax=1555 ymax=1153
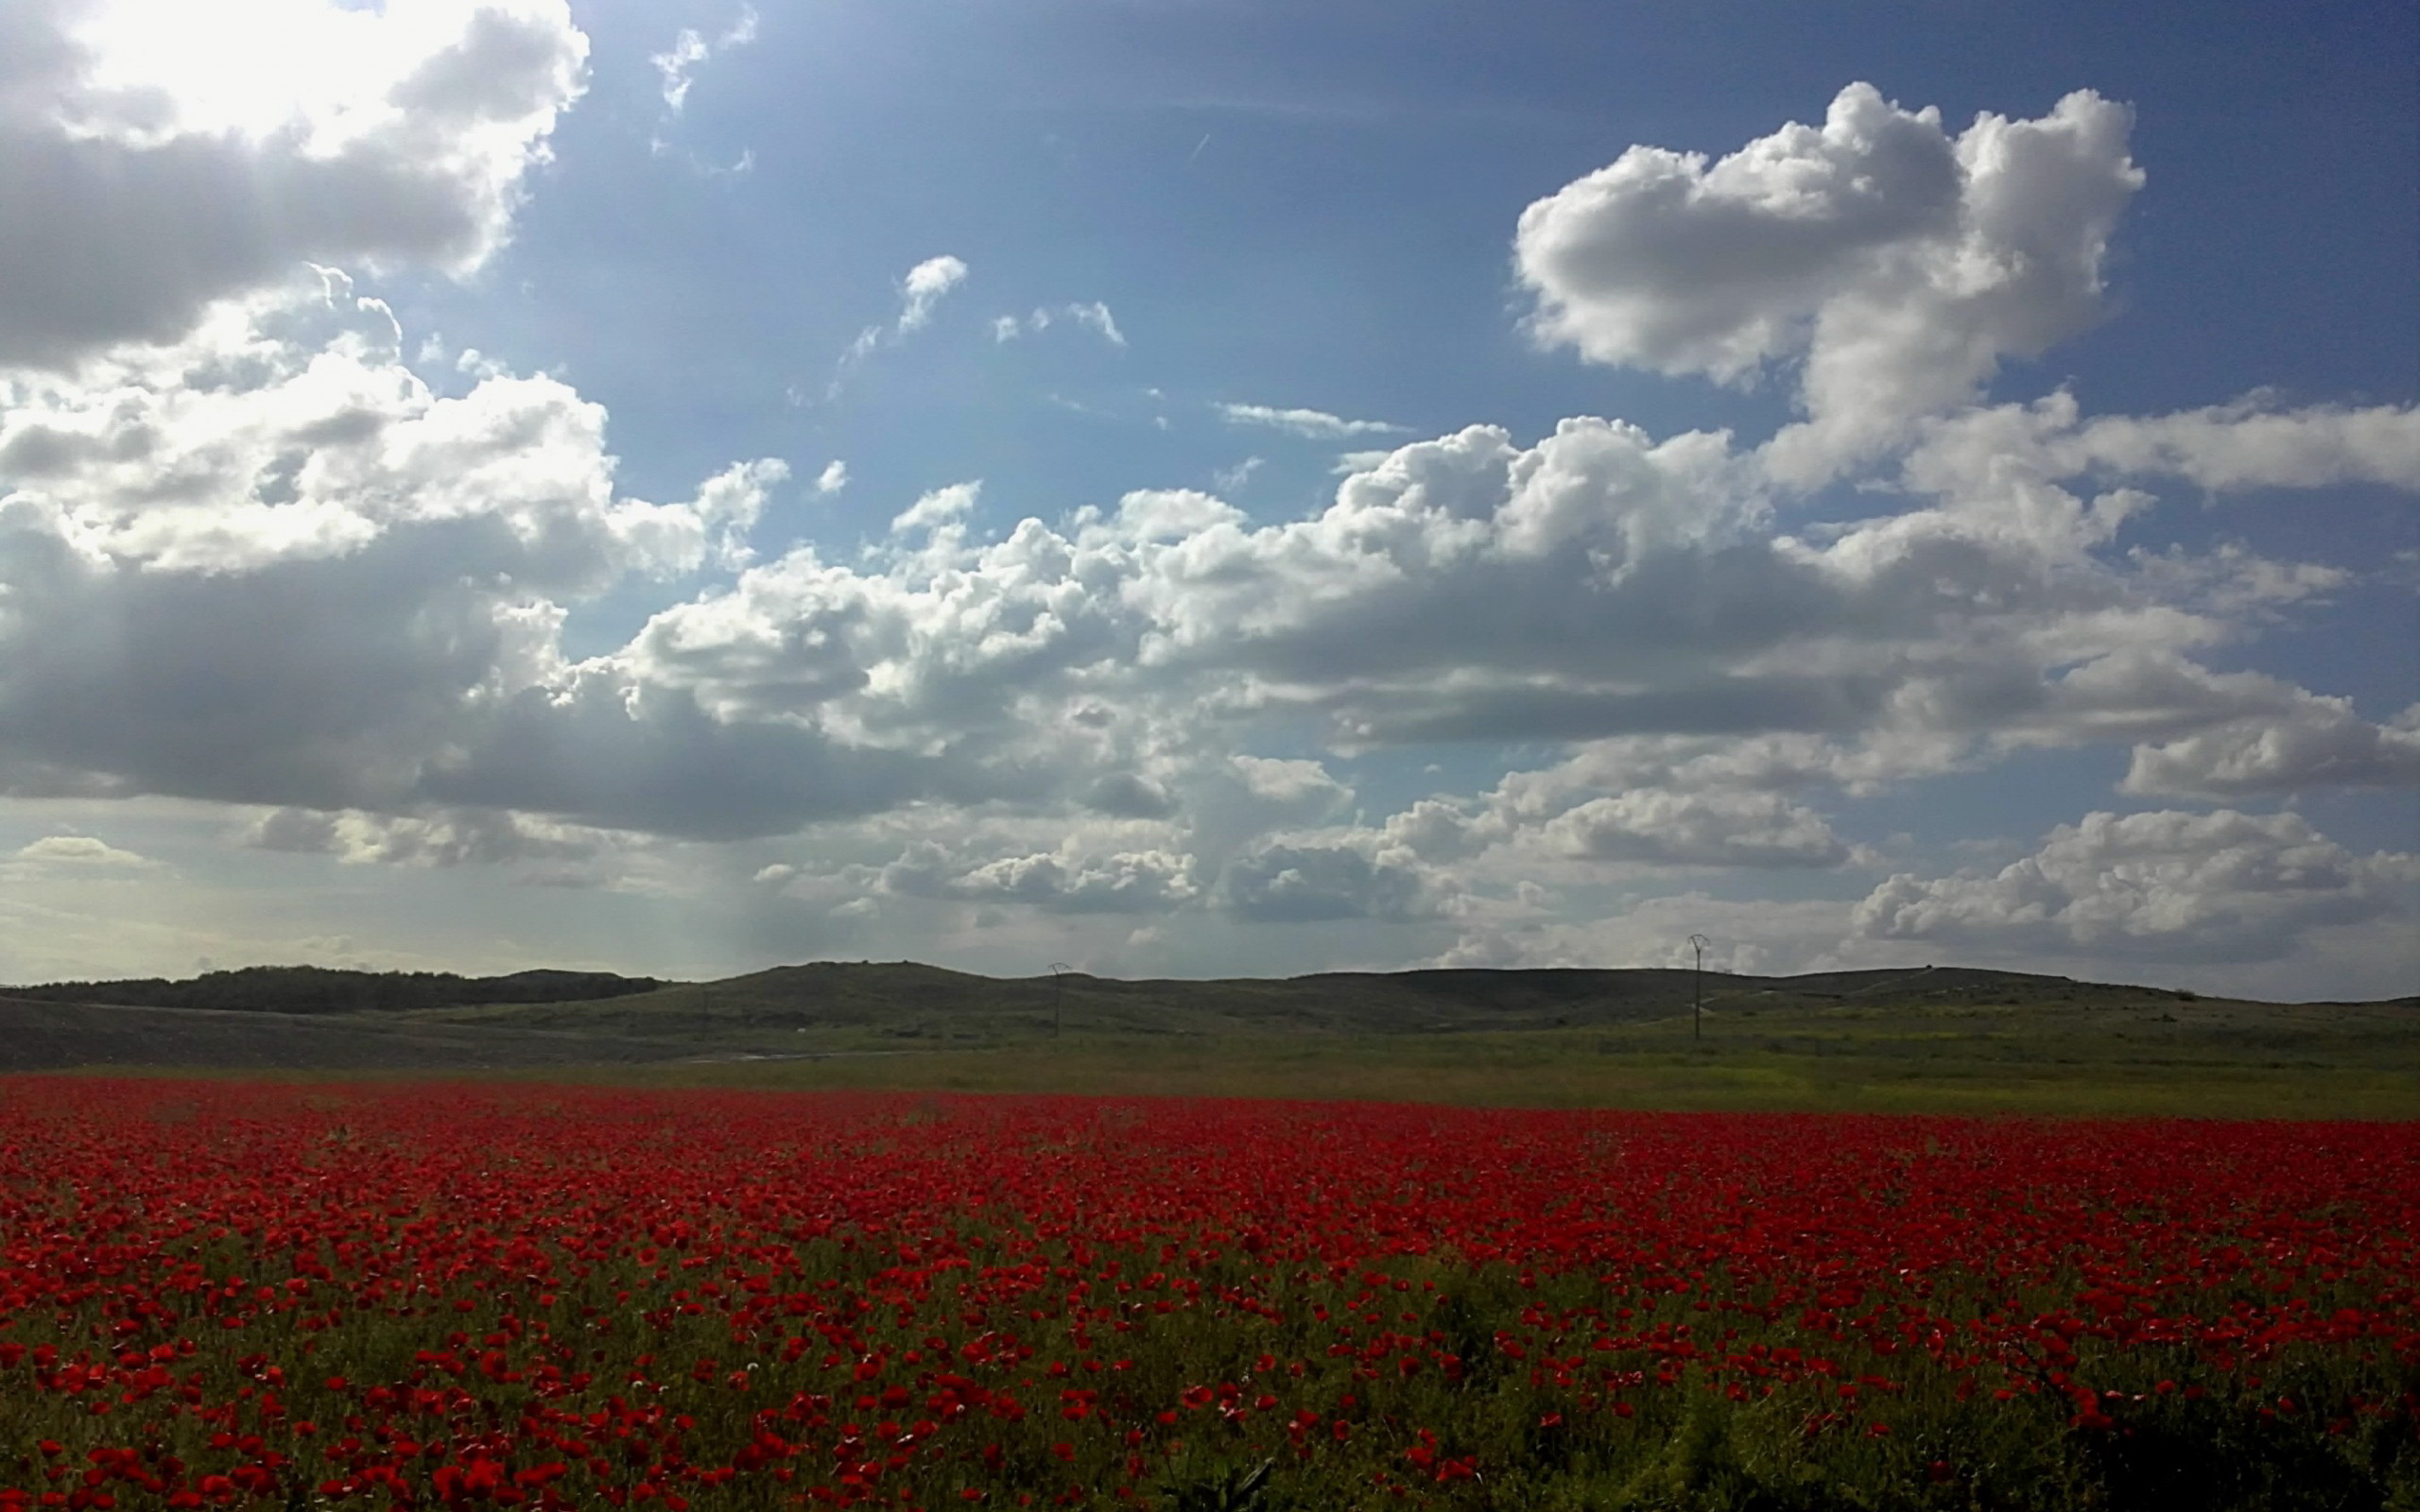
xmin=6 ymin=960 xmax=2408 ymax=1033
xmin=0 ymin=964 xmax=663 ymax=1016
xmin=0 ymin=958 xmax=2409 ymax=1086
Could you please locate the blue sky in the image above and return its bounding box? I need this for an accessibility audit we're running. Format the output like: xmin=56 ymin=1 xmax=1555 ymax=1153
xmin=0 ymin=0 xmax=2412 ymax=995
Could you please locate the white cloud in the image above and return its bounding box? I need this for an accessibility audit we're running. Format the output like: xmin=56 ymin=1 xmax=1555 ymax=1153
xmin=1539 ymin=790 xmax=1848 ymax=868
xmin=0 ymin=273 xmax=790 ymax=826
xmin=889 ymin=480 xmax=980 ymax=536
xmin=994 ymin=302 xmax=1127 ymax=348
xmin=1218 ymin=404 xmax=1411 ymax=439
xmin=0 ymin=0 xmax=590 ymax=369
xmin=245 ymin=803 xmax=614 ymax=869
xmin=1 ymin=70 xmax=2412 ymax=993
xmin=1064 ymin=301 xmax=1126 ymax=348
xmin=881 ymin=841 xmax=1197 ymax=915
xmin=652 ymin=6 xmax=757 ymax=115
xmin=2072 ymin=400 xmax=2420 ymax=491
xmin=1517 ymin=83 xmax=2142 ymax=483
xmin=5 ymin=269 xmax=2408 ymax=876
xmin=1377 ymin=736 xmax=1876 ymax=872
xmin=827 ymin=256 xmax=970 ymax=396
xmin=10 ymin=833 xmax=156 ymax=868
xmin=1851 ymin=809 xmax=2418 ymax=962
xmin=1903 ymin=391 xmax=2420 ymax=499
xmin=896 ymin=255 xmax=969 ymax=334
xmin=1212 ymin=456 xmax=1264 ymax=492
xmin=2122 ymin=701 xmax=2420 ymax=799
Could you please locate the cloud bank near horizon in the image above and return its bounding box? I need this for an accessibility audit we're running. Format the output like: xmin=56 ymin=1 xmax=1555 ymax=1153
xmin=0 ymin=32 xmax=2411 ymax=993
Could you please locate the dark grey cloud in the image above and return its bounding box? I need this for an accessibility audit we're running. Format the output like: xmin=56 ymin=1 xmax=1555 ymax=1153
xmin=1216 ymin=844 xmax=1443 ymax=923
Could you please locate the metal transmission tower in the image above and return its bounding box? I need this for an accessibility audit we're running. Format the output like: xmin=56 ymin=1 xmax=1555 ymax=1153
xmin=1687 ymin=935 xmax=1711 ymax=1040
xmin=1047 ymin=962 xmax=1074 ymax=1039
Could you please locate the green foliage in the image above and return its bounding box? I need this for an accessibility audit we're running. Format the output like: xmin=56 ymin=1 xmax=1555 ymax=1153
xmin=1162 ymin=1457 xmax=1277 ymax=1511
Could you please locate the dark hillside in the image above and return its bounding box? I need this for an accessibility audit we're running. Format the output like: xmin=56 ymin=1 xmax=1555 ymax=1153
xmin=0 ymin=996 xmax=700 ymax=1073
xmin=1 ymin=965 xmax=662 ymax=1015
xmin=393 ymin=959 xmax=2311 ymax=1043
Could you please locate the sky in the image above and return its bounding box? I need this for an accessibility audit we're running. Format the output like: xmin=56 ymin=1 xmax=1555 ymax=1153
xmin=0 ymin=0 xmax=2414 ymax=998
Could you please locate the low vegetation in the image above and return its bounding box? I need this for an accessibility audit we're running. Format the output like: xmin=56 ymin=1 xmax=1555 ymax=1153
xmin=0 ymin=1079 xmax=2411 ymax=1510
xmin=6 ymin=960 xmax=2412 ymax=1118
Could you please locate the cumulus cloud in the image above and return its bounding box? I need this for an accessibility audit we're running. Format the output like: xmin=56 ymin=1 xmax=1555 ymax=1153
xmin=1216 ymin=842 xmax=1448 ymax=922
xmin=896 ymin=256 xmax=969 ymax=334
xmin=0 ymin=273 xmax=793 ymax=825
xmin=0 ymin=0 xmax=589 ymax=368
xmin=3 ymin=66 xmax=2414 ymax=991
xmin=1376 ymin=736 xmax=1872 ymax=871
xmin=1218 ymin=404 xmax=1411 ymax=439
xmin=2122 ymin=702 xmax=2420 ymax=799
xmin=1539 ymin=789 xmax=1849 ymax=868
xmin=1517 ymin=83 xmax=2143 ymax=482
xmin=1851 ymin=809 xmax=2417 ymax=961
xmin=889 ymin=480 xmax=980 ymax=536
xmin=6 ymin=269 xmax=2408 ymax=874
xmin=881 ymin=841 xmax=1197 ymax=915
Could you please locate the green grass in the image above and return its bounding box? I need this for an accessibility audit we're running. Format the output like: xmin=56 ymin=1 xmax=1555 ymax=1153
xmin=468 ymin=1015 xmax=2420 ymax=1119
xmin=24 ymin=959 xmax=2418 ymax=1118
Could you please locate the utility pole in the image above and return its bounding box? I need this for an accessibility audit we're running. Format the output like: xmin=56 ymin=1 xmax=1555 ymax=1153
xmin=1047 ymin=962 xmax=1073 ymax=1040
xmin=1688 ymin=935 xmax=1710 ymax=1041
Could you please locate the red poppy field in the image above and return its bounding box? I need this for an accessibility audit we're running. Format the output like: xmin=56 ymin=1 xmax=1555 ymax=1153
xmin=1 ymin=1078 xmax=2413 ymax=1510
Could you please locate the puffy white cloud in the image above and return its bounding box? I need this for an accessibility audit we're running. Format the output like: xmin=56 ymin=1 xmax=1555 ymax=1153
xmin=1538 ymin=789 xmax=1848 ymax=868
xmin=896 ymin=256 xmax=969 ymax=334
xmin=889 ymin=481 xmax=980 ymax=537
xmin=2 ymin=68 xmax=2412 ymax=998
xmin=1435 ymin=893 xmax=1845 ymax=975
xmin=881 ymin=841 xmax=1197 ymax=915
xmin=0 ymin=274 xmax=791 ymax=824
xmin=1218 ymin=404 xmax=1411 ymax=439
xmin=0 ymin=0 xmax=588 ymax=368
xmin=1851 ymin=809 xmax=2417 ymax=961
xmin=2122 ymin=702 xmax=2420 ymax=799
xmin=6 ymin=269 xmax=2406 ymax=875
xmin=1376 ymin=735 xmax=1870 ymax=872
xmin=1517 ymin=83 xmax=2142 ymax=482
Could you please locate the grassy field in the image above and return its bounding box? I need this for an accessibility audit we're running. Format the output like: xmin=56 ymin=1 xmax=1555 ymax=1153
xmin=534 ymin=1017 xmax=2420 ymax=1119
xmin=19 ymin=958 xmax=2412 ymax=1117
